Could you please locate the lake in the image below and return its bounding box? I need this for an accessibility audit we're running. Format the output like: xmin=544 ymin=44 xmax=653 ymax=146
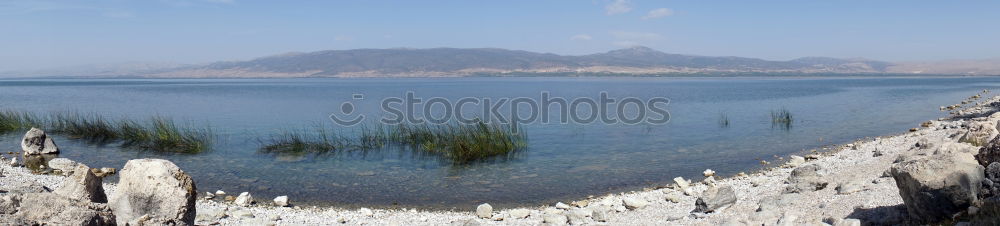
xmin=0 ymin=76 xmax=996 ymax=209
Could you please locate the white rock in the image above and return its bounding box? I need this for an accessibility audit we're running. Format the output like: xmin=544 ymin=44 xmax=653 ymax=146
xmin=235 ymin=192 xmax=254 ymax=207
xmin=703 ymin=169 xmax=716 ymax=177
xmin=787 ymin=155 xmax=806 ymax=167
xmin=555 ymin=202 xmax=571 ymax=209
xmin=204 ymin=192 xmax=215 ymax=199
xmin=622 ymin=197 xmax=648 ymax=210
xmin=47 ymin=158 xmax=79 ymax=175
xmin=21 ymin=128 xmax=58 ymax=155
xmin=359 ymin=208 xmax=374 ymax=217
xmin=54 ymin=164 xmax=106 ymax=203
xmin=665 ymin=194 xmax=681 ymax=203
xmin=109 ymin=159 xmax=196 ymax=225
xmin=508 ymin=209 xmax=530 ymax=219
xmin=475 ymin=203 xmax=493 ymax=219
xmin=273 ymin=195 xmax=290 ymax=207
xmin=215 ymin=190 xmax=226 ymax=196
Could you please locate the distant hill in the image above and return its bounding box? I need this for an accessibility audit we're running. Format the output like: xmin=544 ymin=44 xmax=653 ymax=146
xmin=5 ymin=47 xmax=1000 ymax=78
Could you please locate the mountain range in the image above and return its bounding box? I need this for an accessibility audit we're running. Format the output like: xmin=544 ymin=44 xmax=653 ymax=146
xmin=6 ymin=46 xmax=1000 ymax=78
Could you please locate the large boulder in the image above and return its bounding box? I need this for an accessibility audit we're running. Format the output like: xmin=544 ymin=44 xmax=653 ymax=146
xmin=109 ymin=159 xmax=196 ymax=226
xmin=0 ymin=193 xmax=115 ymax=225
xmin=977 ymin=135 xmax=1000 ymax=167
xmin=693 ymin=185 xmax=737 ymax=213
xmin=891 ymin=150 xmax=984 ymax=223
xmin=54 ymin=164 xmax=108 ymax=203
xmin=784 ymin=165 xmax=829 ymax=193
xmin=21 ymin=128 xmax=58 ymax=155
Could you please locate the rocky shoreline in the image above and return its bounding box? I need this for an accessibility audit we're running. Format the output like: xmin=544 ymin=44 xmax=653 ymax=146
xmin=3 ymin=92 xmax=1000 ymax=225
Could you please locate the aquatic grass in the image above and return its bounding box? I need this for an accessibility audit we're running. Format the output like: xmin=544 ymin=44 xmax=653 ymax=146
xmin=259 ymin=127 xmax=345 ymax=154
xmin=0 ymin=110 xmax=211 ymax=153
xmin=718 ymin=112 xmax=730 ymax=128
xmin=259 ymin=121 xmax=528 ymax=164
xmin=0 ymin=110 xmax=43 ymax=134
xmin=771 ymin=108 xmax=793 ymax=130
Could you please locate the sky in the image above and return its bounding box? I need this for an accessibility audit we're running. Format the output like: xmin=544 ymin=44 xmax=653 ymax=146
xmin=2 ymin=0 xmax=1000 ymax=71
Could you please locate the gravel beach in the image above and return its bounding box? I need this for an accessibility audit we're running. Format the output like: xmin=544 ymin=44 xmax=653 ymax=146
xmin=3 ymin=94 xmax=999 ymax=225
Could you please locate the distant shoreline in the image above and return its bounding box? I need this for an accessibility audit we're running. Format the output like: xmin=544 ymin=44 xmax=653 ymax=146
xmin=2 ymin=73 xmax=997 ymax=80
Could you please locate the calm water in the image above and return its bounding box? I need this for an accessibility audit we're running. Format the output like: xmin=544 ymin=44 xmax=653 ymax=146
xmin=1 ymin=76 xmax=997 ymax=209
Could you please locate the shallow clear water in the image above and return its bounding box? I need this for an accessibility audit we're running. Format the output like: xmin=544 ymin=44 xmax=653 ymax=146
xmin=0 ymin=76 xmax=997 ymax=209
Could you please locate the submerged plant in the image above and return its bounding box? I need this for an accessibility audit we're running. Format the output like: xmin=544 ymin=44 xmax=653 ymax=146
xmin=258 ymin=121 xmax=528 ymax=164
xmin=718 ymin=112 xmax=730 ymax=128
xmin=0 ymin=110 xmax=211 ymax=153
xmin=770 ymin=108 xmax=793 ymax=130
xmin=0 ymin=110 xmax=42 ymax=134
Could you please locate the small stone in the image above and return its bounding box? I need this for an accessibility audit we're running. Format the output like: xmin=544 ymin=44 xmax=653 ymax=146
xmin=787 ymin=155 xmax=806 ymax=167
xmin=273 ymin=196 xmax=290 ymax=207
xmin=835 ymin=181 xmax=865 ymax=195
xmin=205 ymin=192 xmax=215 ymax=199
xmin=591 ymin=206 xmax=611 ymax=222
xmin=665 ymin=194 xmax=681 ymax=203
xmin=359 ymin=208 xmax=374 ymax=217
xmin=336 ymin=216 xmax=348 ymax=223
xmin=508 ymin=209 xmax=530 ymax=219
xmin=234 ymin=192 xmax=254 ymax=207
xmin=703 ymin=169 xmax=716 ymax=177
xmin=476 ymin=203 xmax=493 ymax=219
xmin=224 ymin=196 xmax=236 ymax=202
xmin=737 ymin=172 xmax=747 ymax=177
xmin=215 ymin=190 xmax=226 ymax=196
xmin=555 ymin=202 xmax=571 ymax=209
xmin=231 ymin=209 xmax=255 ymax=219
xmin=622 ymin=197 xmax=648 ymax=210
xmin=571 ymin=200 xmax=590 ymax=207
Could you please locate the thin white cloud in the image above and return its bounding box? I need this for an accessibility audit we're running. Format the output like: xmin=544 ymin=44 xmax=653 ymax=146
xmin=605 ymin=0 xmax=631 ymax=15
xmin=203 ymin=0 xmax=235 ymax=4
xmin=642 ymin=8 xmax=673 ymax=20
xmin=612 ymin=41 xmax=640 ymax=47
xmin=570 ymin=34 xmax=593 ymax=41
xmin=610 ymin=31 xmax=662 ymax=41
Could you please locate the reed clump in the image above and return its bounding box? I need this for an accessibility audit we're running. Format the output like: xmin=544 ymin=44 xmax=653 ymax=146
xmin=260 ymin=121 xmax=527 ymax=164
xmin=771 ymin=108 xmax=793 ymax=129
xmin=0 ymin=110 xmax=211 ymax=153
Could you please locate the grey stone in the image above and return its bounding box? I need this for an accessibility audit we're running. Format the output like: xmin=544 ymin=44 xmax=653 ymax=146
xmin=21 ymin=128 xmax=58 ymax=155
xmin=591 ymin=206 xmax=610 ymax=222
xmin=47 ymin=158 xmax=79 ymax=175
xmin=109 ymin=159 xmax=197 ymax=226
xmin=784 ymin=165 xmax=829 ymax=193
xmin=54 ymin=164 xmax=107 ymax=203
xmin=623 ymin=197 xmax=649 ymax=210
xmin=195 ymin=208 xmax=227 ymax=223
xmin=3 ymin=192 xmax=115 ymax=225
xmin=891 ymin=150 xmax=984 ymax=223
xmin=835 ymin=181 xmax=865 ymax=195
xmin=693 ymin=185 xmax=737 ymax=213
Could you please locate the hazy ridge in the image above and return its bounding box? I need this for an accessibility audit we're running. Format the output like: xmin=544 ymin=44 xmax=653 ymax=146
xmin=6 ymin=46 xmax=1000 ymax=78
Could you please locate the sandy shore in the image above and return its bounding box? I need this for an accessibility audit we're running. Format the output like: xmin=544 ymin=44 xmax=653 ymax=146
xmin=3 ymin=94 xmax=998 ymax=225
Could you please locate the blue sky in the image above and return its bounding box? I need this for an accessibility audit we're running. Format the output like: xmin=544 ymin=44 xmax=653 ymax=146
xmin=2 ymin=0 xmax=1000 ymax=70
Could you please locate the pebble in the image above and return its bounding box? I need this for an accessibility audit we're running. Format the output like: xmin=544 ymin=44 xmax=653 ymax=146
xmin=475 ymin=203 xmax=493 ymax=219
xmin=542 ymin=214 xmax=568 ymax=224
xmin=358 ymin=208 xmax=374 ymax=217
xmin=555 ymin=202 xmax=571 ymax=209
xmin=273 ymin=195 xmax=290 ymax=207
xmin=665 ymin=194 xmax=681 ymax=203
xmin=622 ymin=197 xmax=649 ymax=210
xmin=703 ymin=169 xmax=716 ymax=177
xmin=215 ymin=190 xmax=226 ymax=196
xmin=508 ymin=209 xmax=530 ymax=219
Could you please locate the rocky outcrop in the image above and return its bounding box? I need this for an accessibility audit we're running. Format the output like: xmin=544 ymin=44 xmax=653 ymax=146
xmin=693 ymin=185 xmax=737 ymax=213
xmin=0 ymin=192 xmax=115 ymax=225
xmin=784 ymin=165 xmax=828 ymax=193
xmin=54 ymin=165 xmax=107 ymax=203
xmin=21 ymin=128 xmax=58 ymax=155
xmin=891 ymin=148 xmax=984 ymax=223
xmin=109 ymin=159 xmax=197 ymax=226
